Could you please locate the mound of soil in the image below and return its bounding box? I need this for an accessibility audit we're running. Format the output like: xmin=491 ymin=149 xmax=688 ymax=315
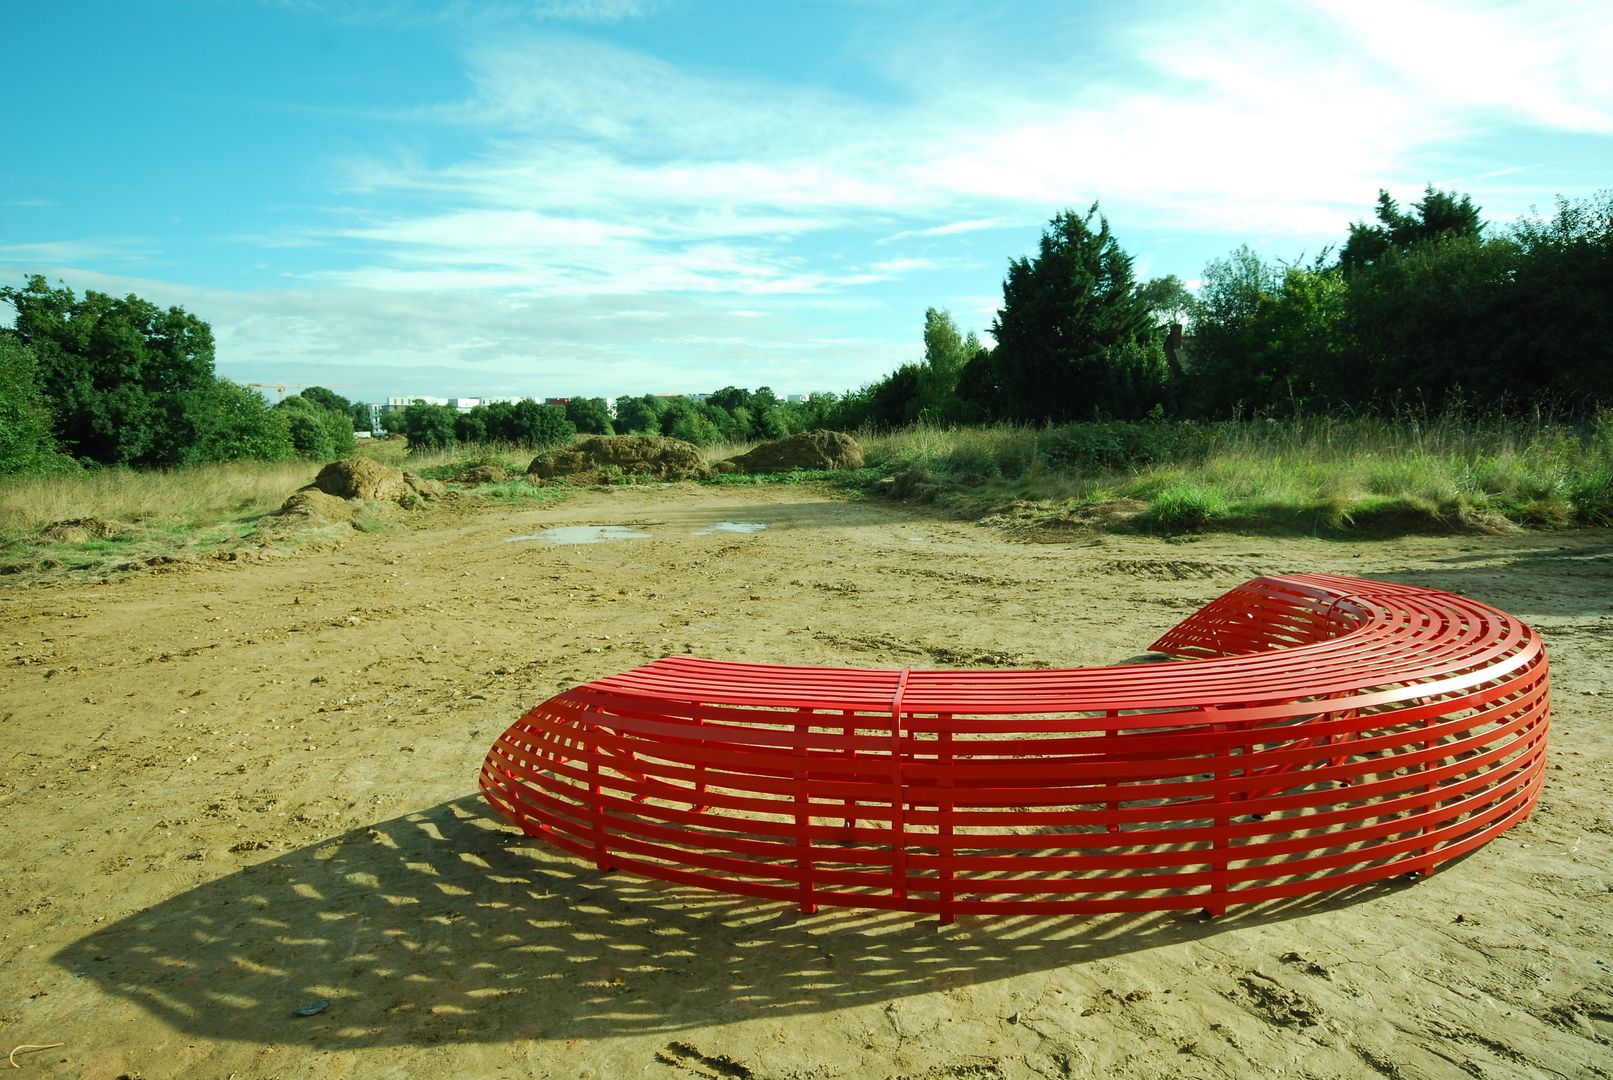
xmin=724 ymin=430 xmax=864 ymax=474
xmin=458 ymin=465 xmax=509 ymax=485
xmin=310 ymin=459 xmax=444 ymax=505
xmin=38 ymin=517 xmax=127 ymax=544
xmin=528 ymin=436 xmax=710 ymax=481
xmin=275 ymin=490 xmax=360 ymax=523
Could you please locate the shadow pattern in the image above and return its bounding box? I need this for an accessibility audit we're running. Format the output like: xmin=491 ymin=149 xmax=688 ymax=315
xmin=56 ymin=797 xmax=1407 ymax=1049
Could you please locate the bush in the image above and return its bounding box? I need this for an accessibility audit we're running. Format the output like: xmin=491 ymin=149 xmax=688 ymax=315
xmin=276 ymin=395 xmax=358 ymax=460
xmin=204 ymin=379 xmax=294 ymax=462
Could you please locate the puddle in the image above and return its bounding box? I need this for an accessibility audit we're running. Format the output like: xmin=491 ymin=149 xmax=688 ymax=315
xmin=505 ymin=525 xmax=653 ymax=545
xmin=696 ymin=521 xmax=768 ymax=535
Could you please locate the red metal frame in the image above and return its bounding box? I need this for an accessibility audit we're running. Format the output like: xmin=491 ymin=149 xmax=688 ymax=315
xmin=479 ymin=574 xmax=1549 ymax=922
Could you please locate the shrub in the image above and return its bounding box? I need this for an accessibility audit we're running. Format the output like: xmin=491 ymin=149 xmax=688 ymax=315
xmin=1137 ymin=482 xmax=1231 ymax=532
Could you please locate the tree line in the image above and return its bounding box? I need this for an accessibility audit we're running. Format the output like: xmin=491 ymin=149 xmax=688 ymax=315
xmin=3 ymin=184 xmax=1608 ymax=474
xmin=848 ymin=187 xmax=1611 ymax=426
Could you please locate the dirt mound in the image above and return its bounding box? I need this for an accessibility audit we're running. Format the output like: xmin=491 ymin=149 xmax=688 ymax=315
xmin=38 ymin=517 xmax=126 ymax=544
xmin=528 ymin=436 xmax=710 ymax=481
xmin=275 ymin=490 xmax=360 ymax=523
xmin=310 ymin=459 xmax=444 ymax=505
xmin=458 ymin=465 xmax=509 ymax=485
xmin=725 ymin=430 xmax=864 ymax=474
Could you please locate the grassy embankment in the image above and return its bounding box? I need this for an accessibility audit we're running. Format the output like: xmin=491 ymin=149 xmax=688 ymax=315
xmin=854 ymin=413 xmax=1613 ymax=533
xmin=0 ymin=458 xmax=324 ymax=577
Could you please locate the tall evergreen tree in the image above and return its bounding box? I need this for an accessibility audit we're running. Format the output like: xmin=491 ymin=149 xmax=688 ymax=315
xmin=991 ymin=205 xmax=1162 ymax=422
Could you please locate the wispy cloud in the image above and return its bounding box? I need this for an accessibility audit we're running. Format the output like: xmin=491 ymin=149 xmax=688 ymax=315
xmin=0 ymin=237 xmax=159 ymax=266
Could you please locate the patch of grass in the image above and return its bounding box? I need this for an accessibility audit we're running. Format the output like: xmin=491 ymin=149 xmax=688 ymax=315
xmin=478 ymin=479 xmax=569 ymax=503
xmin=353 ymin=436 xmax=411 ymax=468
xmin=406 ymin=443 xmax=535 ymax=481
xmin=1136 ymin=482 xmax=1231 ymax=533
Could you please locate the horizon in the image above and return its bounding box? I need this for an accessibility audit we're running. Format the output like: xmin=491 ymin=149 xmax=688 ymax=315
xmin=4 ymin=0 xmax=1611 ymax=404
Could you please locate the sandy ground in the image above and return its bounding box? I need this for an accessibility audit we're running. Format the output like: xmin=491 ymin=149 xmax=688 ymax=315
xmin=2 ymin=483 xmax=1611 ymax=1079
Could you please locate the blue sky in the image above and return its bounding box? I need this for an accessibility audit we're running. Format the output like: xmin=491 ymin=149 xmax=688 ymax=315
xmin=4 ymin=0 xmax=1610 ymax=404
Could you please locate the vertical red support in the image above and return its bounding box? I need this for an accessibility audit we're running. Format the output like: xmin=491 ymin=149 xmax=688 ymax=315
xmin=588 ymin=726 xmax=612 ymax=872
xmin=890 ymin=669 xmax=911 ymax=902
xmin=692 ymin=714 xmax=708 ymax=814
xmin=937 ymin=719 xmax=955 ymax=926
xmin=1415 ymin=706 xmax=1441 ymax=876
xmin=1205 ymin=723 xmax=1230 ymax=917
xmin=1520 ymin=668 xmax=1549 ymax=821
xmin=794 ymin=708 xmax=817 ymax=914
xmin=1105 ymin=710 xmax=1120 ymax=835
xmin=840 ymin=709 xmax=856 ymax=832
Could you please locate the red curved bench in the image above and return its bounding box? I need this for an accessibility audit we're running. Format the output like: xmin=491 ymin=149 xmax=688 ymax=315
xmin=479 ymin=574 xmax=1549 ymax=921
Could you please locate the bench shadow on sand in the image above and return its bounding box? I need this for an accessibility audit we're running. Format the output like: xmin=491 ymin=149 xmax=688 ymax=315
xmin=56 ymin=794 xmax=1420 ymax=1050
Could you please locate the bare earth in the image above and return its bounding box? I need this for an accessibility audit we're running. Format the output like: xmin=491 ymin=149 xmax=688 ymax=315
xmin=3 ymin=484 xmax=1611 ymax=1079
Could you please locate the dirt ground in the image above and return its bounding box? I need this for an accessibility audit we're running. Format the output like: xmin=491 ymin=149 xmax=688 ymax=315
xmin=2 ymin=484 xmax=1611 ymax=1079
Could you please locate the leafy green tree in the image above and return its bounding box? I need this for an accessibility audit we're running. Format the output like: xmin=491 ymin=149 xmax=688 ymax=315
xmin=657 ymin=396 xmax=699 ymax=436
xmin=506 ymin=399 xmax=575 ymax=448
xmin=0 ymin=335 xmax=71 ymax=474
xmin=614 ymin=394 xmax=667 ymax=434
xmin=953 ymin=347 xmax=1005 ymax=422
xmin=865 ymin=364 xmax=924 ymax=429
xmin=396 ymin=401 xmax=458 ymax=453
xmin=914 ymin=307 xmax=978 ymax=423
xmin=300 ymin=385 xmax=353 ymax=420
xmin=1504 ymin=192 xmax=1613 ymax=410
xmin=476 ymin=401 xmax=517 ymax=442
xmin=1136 ymin=274 xmax=1194 ymax=327
xmin=706 ymin=386 xmax=754 ymax=414
xmin=0 ymin=275 xmax=219 ymax=466
xmin=668 ymin=409 xmax=722 ymax=446
xmin=349 ymin=401 xmax=373 ymax=433
xmin=202 ymin=379 xmax=294 ymax=462
xmin=1181 ymin=246 xmax=1280 ymax=416
xmin=1344 ymin=231 xmax=1523 ymax=412
xmin=1339 ymin=185 xmax=1483 ymax=273
xmin=755 ymin=404 xmax=792 ymax=439
xmin=991 ymin=205 xmax=1162 ymax=421
xmin=565 ymin=396 xmax=614 ymax=435
xmin=779 ymin=391 xmax=839 ymax=431
xmin=453 ymin=410 xmax=488 ymax=444
xmin=1184 ymin=248 xmax=1350 ymax=417
xmin=275 ymin=394 xmax=356 ymax=460
xmin=699 ymin=401 xmax=753 ymax=442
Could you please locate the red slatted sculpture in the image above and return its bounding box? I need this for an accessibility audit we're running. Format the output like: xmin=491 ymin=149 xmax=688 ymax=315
xmin=480 ymin=574 xmax=1549 ymax=921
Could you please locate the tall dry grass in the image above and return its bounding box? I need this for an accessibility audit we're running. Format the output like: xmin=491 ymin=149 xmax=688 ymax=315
xmin=0 ymin=460 xmax=322 ymax=539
